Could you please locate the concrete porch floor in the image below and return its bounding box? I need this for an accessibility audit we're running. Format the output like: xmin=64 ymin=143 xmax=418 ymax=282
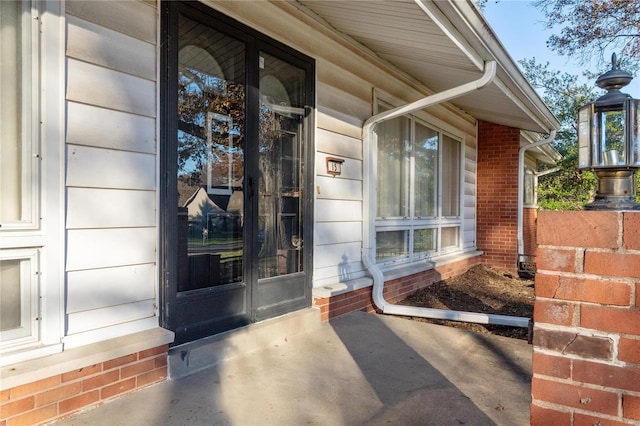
xmin=53 ymin=311 xmax=532 ymax=425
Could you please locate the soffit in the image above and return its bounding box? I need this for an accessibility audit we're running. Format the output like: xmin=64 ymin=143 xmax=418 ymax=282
xmin=295 ymin=0 xmax=559 ymax=134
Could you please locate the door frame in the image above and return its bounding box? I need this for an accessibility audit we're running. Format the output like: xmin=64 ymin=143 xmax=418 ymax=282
xmin=159 ymin=1 xmax=315 ymax=345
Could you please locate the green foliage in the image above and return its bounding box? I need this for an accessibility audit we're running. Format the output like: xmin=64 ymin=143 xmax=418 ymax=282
xmin=519 ymin=59 xmax=600 ymax=210
xmin=537 ymin=145 xmax=598 ymax=210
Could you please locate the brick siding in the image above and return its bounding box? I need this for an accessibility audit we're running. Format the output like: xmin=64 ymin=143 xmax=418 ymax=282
xmin=0 ymin=345 xmax=168 ymax=426
xmin=476 ymin=121 xmax=521 ymax=273
xmin=531 ymin=210 xmax=640 ymax=424
xmin=523 ymin=207 xmax=537 ymax=256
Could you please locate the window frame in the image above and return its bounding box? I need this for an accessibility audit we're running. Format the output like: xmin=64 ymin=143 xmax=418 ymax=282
xmin=523 ymin=165 xmax=536 ymax=207
xmin=0 ymin=1 xmax=40 ymax=231
xmin=0 ymin=248 xmax=40 ymax=348
xmin=374 ymin=96 xmax=464 ymax=266
xmin=1 ymin=0 xmax=64 ymax=364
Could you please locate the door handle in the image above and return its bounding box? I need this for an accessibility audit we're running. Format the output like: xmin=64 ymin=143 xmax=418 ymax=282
xmin=248 ymin=177 xmax=255 ymax=198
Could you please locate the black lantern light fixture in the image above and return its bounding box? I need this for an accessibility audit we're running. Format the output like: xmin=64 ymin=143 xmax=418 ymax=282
xmin=578 ymin=53 xmax=640 ymax=210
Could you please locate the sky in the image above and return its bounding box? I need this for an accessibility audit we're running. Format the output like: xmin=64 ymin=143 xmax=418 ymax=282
xmin=482 ymin=0 xmax=640 ymax=98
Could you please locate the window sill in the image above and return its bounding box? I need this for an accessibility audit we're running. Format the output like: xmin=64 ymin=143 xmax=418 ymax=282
xmin=0 ymin=327 xmax=174 ymax=390
xmin=312 ymin=276 xmax=374 ymax=299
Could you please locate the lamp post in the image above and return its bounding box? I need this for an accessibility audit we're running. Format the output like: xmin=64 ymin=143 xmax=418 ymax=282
xmin=578 ymin=54 xmax=640 ymax=210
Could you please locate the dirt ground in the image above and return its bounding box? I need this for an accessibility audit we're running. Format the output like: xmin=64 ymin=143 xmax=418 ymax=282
xmin=398 ymin=264 xmax=534 ymax=340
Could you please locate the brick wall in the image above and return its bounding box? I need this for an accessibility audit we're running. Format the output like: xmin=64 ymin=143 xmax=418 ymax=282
xmin=523 ymin=207 xmax=537 ymax=256
xmin=0 ymin=345 xmax=168 ymax=426
xmin=476 ymin=121 xmax=521 ymax=273
xmin=313 ymin=256 xmax=481 ymax=321
xmin=531 ymin=210 xmax=640 ymax=424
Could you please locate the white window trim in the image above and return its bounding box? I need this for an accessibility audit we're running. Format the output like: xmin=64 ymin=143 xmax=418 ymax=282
xmin=1 ymin=2 xmax=39 ymax=231
xmin=1 ymin=0 xmax=65 ymax=366
xmin=373 ymin=95 xmax=464 ymax=266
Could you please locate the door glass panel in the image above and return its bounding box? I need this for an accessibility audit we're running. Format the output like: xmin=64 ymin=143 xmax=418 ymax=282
xmin=258 ymin=53 xmax=305 ymax=279
xmin=176 ymin=15 xmax=245 ymax=292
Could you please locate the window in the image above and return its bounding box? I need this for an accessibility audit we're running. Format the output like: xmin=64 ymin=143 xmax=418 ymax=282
xmin=0 ymin=1 xmax=53 ymax=357
xmin=0 ymin=249 xmax=39 ymax=346
xmin=1 ymin=1 xmax=38 ymax=230
xmin=523 ymin=166 xmax=535 ymax=207
xmin=375 ymin=100 xmax=462 ymax=264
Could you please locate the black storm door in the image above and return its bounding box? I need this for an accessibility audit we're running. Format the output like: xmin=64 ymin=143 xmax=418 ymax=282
xmin=161 ymin=2 xmax=314 ymax=345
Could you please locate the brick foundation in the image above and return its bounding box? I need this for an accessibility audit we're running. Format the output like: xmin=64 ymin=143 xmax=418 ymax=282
xmin=531 ymin=210 xmax=640 ymax=424
xmin=476 ymin=121 xmax=521 ymax=273
xmin=0 ymin=345 xmax=169 ymax=426
xmin=313 ymin=256 xmax=481 ymax=322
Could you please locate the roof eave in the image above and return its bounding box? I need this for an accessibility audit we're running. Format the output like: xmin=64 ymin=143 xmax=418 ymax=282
xmin=433 ymin=0 xmax=561 ymax=133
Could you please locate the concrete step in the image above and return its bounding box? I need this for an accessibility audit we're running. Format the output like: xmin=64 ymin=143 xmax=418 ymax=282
xmin=168 ymin=307 xmax=322 ymax=379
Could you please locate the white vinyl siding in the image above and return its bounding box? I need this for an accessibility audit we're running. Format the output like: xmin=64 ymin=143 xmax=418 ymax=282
xmin=66 ymin=145 xmax=156 ymax=190
xmin=313 ymin=111 xmax=367 ymax=287
xmin=67 ymin=59 xmax=155 ymax=117
xmin=63 ymin=0 xmax=158 ymax=343
xmin=463 ymin=141 xmax=478 ymax=249
xmin=66 ymin=264 xmax=155 ymax=313
xmin=66 ymin=188 xmax=156 ymax=229
xmin=66 ymin=102 xmax=156 ymax=154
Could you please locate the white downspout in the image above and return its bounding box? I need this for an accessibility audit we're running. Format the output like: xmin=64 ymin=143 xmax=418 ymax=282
xmin=363 ymin=60 xmax=532 ymax=329
xmin=517 ymin=130 xmax=557 ymax=257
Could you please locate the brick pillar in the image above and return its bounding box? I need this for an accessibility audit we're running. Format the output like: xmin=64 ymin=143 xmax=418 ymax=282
xmin=476 ymin=121 xmax=520 ymax=272
xmin=531 ymin=210 xmax=640 ymax=424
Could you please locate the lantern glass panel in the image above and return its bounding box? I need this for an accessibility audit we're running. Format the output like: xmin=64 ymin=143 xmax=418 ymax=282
xmin=595 ymin=106 xmax=626 ymax=166
xmin=632 ymin=100 xmax=640 ymax=166
xmin=578 ymin=105 xmax=592 ymax=168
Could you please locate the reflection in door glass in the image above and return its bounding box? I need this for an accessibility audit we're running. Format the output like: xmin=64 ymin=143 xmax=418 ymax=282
xmin=258 ymin=53 xmax=306 ymax=279
xmin=176 ymin=14 xmax=245 ymax=292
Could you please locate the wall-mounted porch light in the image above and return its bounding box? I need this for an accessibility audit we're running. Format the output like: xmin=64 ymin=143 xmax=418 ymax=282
xmin=578 ymin=54 xmax=640 ymax=210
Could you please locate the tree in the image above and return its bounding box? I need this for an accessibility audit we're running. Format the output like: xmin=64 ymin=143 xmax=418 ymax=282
xmin=535 ymin=0 xmax=640 ymax=68
xmin=522 ymin=1 xmax=640 ymax=209
xmin=519 ymin=59 xmax=599 ymax=210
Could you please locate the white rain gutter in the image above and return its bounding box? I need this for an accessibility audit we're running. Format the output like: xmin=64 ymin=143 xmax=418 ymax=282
xmin=517 ymin=130 xmax=557 ymax=256
xmin=363 ymin=60 xmax=531 ymax=329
